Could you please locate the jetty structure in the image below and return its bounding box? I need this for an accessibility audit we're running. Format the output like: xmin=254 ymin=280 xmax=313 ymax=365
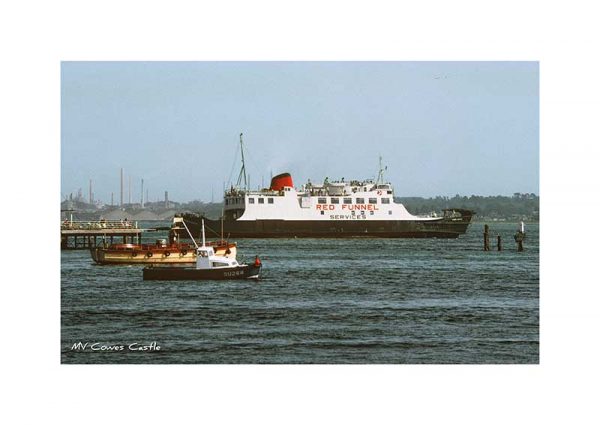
xmin=60 ymin=218 xmax=143 ymax=250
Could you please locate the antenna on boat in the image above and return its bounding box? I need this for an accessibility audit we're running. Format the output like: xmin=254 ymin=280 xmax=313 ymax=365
xmin=236 ymin=133 xmax=248 ymax=191
xmin=376 ymin=155 xmax=387 ymax=185
xmin=201 ymin=219 xmax=206 ymax=247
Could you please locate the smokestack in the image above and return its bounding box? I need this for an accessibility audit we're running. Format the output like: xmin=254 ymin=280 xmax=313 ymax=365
xmin=111 ymin=192 xmax=114 ymax=206
xmin=141 ymin=178 xmax=144 ymax=208
xmin=164 ymin=191 xmax=169 ymax=208
xmin=120 ymin=168 xmax=124 ymax=207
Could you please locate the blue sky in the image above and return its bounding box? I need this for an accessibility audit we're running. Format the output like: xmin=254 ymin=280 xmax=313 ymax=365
xmin=61 ymin=61 xmax=538 ymax=203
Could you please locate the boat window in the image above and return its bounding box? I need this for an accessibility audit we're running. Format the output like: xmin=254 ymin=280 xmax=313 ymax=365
xmin=268 ymin=198 xmax=274 ymax=204
xmin=258 ymin=198 xmax=265 ymax=204
xmin=330 ymin=198 xmax=339 ymax=204
xmin=320 ymin=210 xmax=325 ymax=215
xmin=318 ymin=198 xmax=326 ymax=204
xmin=212 ymin=262 xmax=229 ymax=268
xmin=370 ymin=211 xmax=374 ymax=215
xmin=388 ymin=210 xmax=392 ymax=215
xmin=343 ymin=198 xmax=352 ymax=204
xmin=225 ymin=199 xmax=229 ymax=205
xmin=382 ymin=198 xmax=390 ymax=204
xmin=369 ymin=198 xmax=377 ymax=204
xmin=387 ymin=190 xmax=393 ymax=194
xmin=248 ymin=198 xmax=255 ymax=204
xmin=356 ymin=198 xmax=365 ymax=204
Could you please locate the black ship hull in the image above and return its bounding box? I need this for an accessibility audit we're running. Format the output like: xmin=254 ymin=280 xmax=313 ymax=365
xmin=143 ymin=264 xmax=261 ymax=281
xmin=179 ymin=210 xmax=474 ymax=239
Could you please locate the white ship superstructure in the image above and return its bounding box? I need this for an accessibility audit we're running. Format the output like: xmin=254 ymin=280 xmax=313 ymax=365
xmin=223 ymin=174 xmax=440 ymax=223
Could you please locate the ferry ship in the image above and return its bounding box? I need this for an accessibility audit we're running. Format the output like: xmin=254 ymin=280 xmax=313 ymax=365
xmin=181 ymin=135 xmax=474 ymax=238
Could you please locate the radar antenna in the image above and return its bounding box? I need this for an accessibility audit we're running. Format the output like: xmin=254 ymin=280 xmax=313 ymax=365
xmin=236 ymin=133 xmax=248 ymax=191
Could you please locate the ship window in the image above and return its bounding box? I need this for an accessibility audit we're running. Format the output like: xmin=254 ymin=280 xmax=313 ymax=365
xmin=343 ymin=198 xmax=352 ymax=204
xmin=248 ymin=198 xmax=255 ymax=204
xmin=388 ymin=210 xmax=392 ymax=215
xmin=331 ymin=198 xmax=339 ymax=204
xmin=268 ymin=198 xmax=274 ymax=204
xmin=370 ymin=211 xmax=374 ymax=215
xmin=320 ymin=211 xmax=324 ymax=215
xmin=387 ymin=191 xmax=393 ymax=194
xmin=369 ymin=198 xmax=377 ymax=204
xmin=258 ymin=198 xmax=264 ymax=204
xmin=318 ymin=198 xmax=326 ymax=204
xmin=225 ymin=199 xmax=229 ymax=205
xmin=212 ymin=262 xmax=229 ymax=268
xmin=356 ymin=198 xmax=365 ymax=204
xmin=382 ymin=198 xmax=390 ymax=204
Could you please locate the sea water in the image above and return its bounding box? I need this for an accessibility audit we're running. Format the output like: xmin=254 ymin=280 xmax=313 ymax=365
xmin=61 ymin=221 xmax=538 ymax=364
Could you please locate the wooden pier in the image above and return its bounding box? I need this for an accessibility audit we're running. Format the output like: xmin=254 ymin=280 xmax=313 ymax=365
xmin=61 ymin=220 xmax=143 ymax=250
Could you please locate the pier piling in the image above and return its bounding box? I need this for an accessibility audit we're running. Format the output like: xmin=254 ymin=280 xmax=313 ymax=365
xmin=497 ymin=235 xmax=502 ymax=251
xmin=483 ymin=224 xmax=490 ymax=251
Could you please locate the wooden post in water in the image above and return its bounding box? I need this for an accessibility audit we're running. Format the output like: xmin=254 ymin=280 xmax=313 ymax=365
xmin=483 ymin=224 xmax=490 ymax=251
xmin=514 ymin=221 xmax=525 ymax=252
xmin=497 ymin=235 xmax=502 ymax=251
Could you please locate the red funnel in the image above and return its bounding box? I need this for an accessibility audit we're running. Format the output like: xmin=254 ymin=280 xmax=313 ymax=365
xmin=270 ymin=173 xmax=293 ymax=190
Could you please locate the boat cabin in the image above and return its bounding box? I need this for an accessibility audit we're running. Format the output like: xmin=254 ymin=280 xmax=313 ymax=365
xmin=196 ymin=246 xmax=239 ymax=270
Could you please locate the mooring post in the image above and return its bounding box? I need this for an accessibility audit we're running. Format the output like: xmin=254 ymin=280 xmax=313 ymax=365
xmin=514 ymin=221 xmax=525 ymax=252
xmin=497 ymin=234 xmax=502 ymax=251
xmin=483 ymin=224 xmax=490 ymax=251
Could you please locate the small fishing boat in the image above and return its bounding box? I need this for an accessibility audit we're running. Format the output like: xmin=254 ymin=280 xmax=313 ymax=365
xmin=90 ymin=216 xmax=236 ymax=265
xmin=143 ymin=220 xmax=261 ymax=281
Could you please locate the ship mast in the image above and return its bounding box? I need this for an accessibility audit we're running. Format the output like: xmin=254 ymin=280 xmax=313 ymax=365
xmin=376 ymin=155 xmax=387 ymax=186
xmin=236 ymin=133 xmax=248 ymax=192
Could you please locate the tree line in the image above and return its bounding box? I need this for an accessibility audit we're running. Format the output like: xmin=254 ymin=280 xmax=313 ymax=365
xmin=396 ymin=194 xmax=539 ymax=220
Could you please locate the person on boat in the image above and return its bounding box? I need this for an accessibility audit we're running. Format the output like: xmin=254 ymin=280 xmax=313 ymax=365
xmin=254 ymin=255 xmax=261 ymax=267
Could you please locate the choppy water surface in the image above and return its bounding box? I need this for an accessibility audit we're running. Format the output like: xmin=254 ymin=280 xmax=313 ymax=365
xmin=61 ymin=222 xmax=538 ymax=364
